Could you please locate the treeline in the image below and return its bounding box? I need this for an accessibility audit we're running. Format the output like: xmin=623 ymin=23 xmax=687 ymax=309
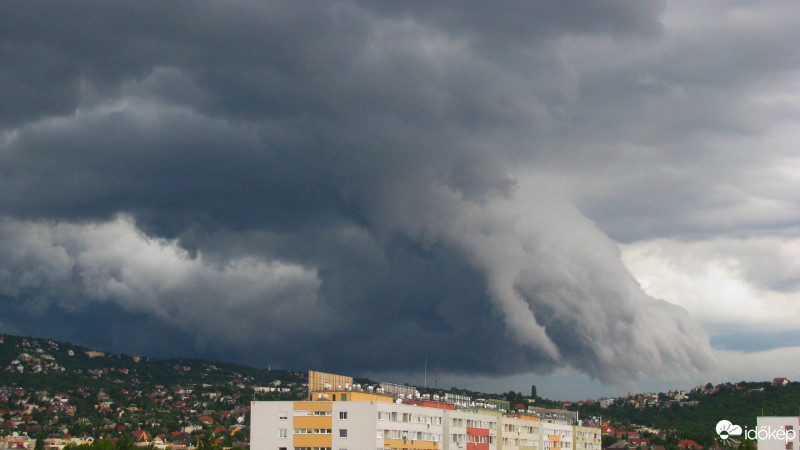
xmin=574 ymin=382 xmax=800 ymax=448
xmin=1 ymin=334 xmax=307 ymax=388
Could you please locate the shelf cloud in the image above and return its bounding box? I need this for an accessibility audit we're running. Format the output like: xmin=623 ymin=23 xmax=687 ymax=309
xmin=3 ymin=0 xmax=799 ymax=387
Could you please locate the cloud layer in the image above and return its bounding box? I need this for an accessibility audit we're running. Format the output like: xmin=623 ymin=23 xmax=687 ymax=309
xmin=4 ymin=1 xmax=799 ymax=387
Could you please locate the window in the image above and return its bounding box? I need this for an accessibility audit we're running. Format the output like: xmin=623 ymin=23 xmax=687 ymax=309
xmin=339 ymin=429 xmax=348 ymax=438
xmin=279 ymin=411 xmax=288 ymax=420
xmin=339 ymin=411 xmax=348 ymax=420
xmin=279 ymin=428 xmax=287 ymax=438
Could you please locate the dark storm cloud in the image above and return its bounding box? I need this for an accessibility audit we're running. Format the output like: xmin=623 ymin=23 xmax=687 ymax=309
xmin=545 ymin=1 xmax=800 ymax=243
xmin=0 ymin=0 xmax=734 ymax=385
xmin=360 ymin=0 xmax=665 ymax=43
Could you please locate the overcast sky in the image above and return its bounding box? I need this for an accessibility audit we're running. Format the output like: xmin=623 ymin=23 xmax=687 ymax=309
xmin=2 ymin=0 xmax=799 ymax=400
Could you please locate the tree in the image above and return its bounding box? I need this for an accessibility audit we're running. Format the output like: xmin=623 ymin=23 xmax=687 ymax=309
xmin=115 ymin=433 xmax=135 ymax=450
xmin=34 ymin=433 xmax=47 ymax=450
xmin=91 ymin=440 xmax=115 ymax=450
xmin=197 ymin=431 xmax=219 ymax=450
xmin=602 ymin=435 xmax=620 ymax=448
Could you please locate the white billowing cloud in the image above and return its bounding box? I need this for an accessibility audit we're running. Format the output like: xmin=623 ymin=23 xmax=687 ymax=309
xmin=621 ymin=235 xmax=800 ymax=332
xmin=375 ymin=175 xmax=717 ymax=384
xmin=0 ymin=215 xmax=326 ymax=347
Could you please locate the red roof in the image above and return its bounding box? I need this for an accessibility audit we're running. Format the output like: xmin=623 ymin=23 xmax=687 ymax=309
xmin=773 ymin=377 xmax=789 ymax=386
xmin=679 ymin=440 xmax=703 ymax=449
xmin=133 ymin=430 xmax=149 ymax=442
xmin=402 ymin=400 xmax=455 ymax=410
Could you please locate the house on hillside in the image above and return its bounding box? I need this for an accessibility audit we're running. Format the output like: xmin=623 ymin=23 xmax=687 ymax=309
xmin=678 ymin=440 xmax=703 ymax=449
xmin=602 ymin=426 xmax=617 ymax=435
xmin=132 ymin=430 xmax=150 ymax=443
xmin=772 ymin=378 xmax=789 ymax=386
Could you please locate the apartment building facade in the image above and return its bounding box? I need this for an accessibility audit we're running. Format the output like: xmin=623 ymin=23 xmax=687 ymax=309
xmin=252 ymin=400 xmax=597 ymax=450
xmin=443 ymin=409 xmax=498 ymax=450
xmin=572 ymin=425 xmax=601 ymax=450
xmin=251 ymin=400 xmax=445 ymax=450
xmin=540 ymin=421 xmax=572 ymax=450
xmin=497 ymin=414 xmax=541 ymax=450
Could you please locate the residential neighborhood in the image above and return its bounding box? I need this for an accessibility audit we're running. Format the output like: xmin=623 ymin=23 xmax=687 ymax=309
xmin=2 ymin=335 xmax=798 ymax=450
xmin=1 ymin=335 xmax=307 ymax=449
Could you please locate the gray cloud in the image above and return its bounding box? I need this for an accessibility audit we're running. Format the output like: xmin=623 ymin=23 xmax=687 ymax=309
xmin=7 ymin=0 xmax=798 ymax=386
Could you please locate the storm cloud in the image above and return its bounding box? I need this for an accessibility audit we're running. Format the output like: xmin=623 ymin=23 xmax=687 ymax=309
xmin=5 ymin=0 xmax=799 ymax=388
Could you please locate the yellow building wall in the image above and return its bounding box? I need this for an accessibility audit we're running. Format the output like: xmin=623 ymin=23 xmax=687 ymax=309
xmin=383 ymin=438 xmax=440 ymax=449
xmin=292 ymin=401 xmax=333 ymax=434
xmin=508 ymin=414 xmax=542 ymax=422
xmin=308 ymin=371 xmax=353 ymax=396
xmin=309 ymin=390 xmax=394 ymax=402
xmin=293 ymin=401 xmax=332 ymax=411
xmin=293 ymin=434 xmax=332 ymax=448
xmin=293 ymin=416 xmax=331 ymax=429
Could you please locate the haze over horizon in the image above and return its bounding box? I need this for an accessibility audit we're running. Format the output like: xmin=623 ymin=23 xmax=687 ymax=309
xmin=2 ymin=1 xmax=800 ymax=400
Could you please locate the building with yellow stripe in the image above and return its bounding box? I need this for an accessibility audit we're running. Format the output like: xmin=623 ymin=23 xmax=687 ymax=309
xmin=250 ymin=371 xmax=599 ymax=450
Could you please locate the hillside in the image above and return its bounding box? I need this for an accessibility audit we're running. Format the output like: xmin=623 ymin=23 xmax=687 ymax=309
xmin=3 ymin=333 xmax=799 ymax=450
xmin=570 ymin=380 xmax=800 ymax=448
xmin=0 ymin=333 xmax=523 ymax=444
xmin=1 ymin=334 xmax=307 ymax=445
xmin=0 ymin=334 xmax=305 ymax=387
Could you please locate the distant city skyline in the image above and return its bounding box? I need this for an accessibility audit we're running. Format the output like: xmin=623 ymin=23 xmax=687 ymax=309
xmin=2 ymin=1 xmax=800 ymax=399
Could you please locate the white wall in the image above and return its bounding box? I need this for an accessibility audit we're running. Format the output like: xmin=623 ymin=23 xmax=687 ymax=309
xmin=332 ymin=401 xmax=379 ymax=450
xmin=756 ymin=417 xmax=800 ymax=450
xmin=250 ymin=401 xmax=293 ymax=450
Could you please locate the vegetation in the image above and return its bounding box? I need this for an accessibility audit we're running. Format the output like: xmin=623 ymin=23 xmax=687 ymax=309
xmin=571 ymin=381 xmax=800 ymax=448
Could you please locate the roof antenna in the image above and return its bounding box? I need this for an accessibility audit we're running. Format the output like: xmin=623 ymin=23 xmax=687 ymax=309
xmin=424 ymin=355 xmax=428 ymax=389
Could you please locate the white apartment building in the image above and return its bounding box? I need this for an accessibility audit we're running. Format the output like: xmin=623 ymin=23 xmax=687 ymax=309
xmin=497 ymin=415 xmax=541 ymax=450
xmin=443 ymin=409 xmax=498 ymax=449
xmin=251 ymin=399 xmax=596 ymax=450
xmin=572 ymin=425 xmax=600 ymax=450
xmin=541 ymin=421 xmax=573 ymax=450
xmin=251 ymin=400 xmax=444 ymax=450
